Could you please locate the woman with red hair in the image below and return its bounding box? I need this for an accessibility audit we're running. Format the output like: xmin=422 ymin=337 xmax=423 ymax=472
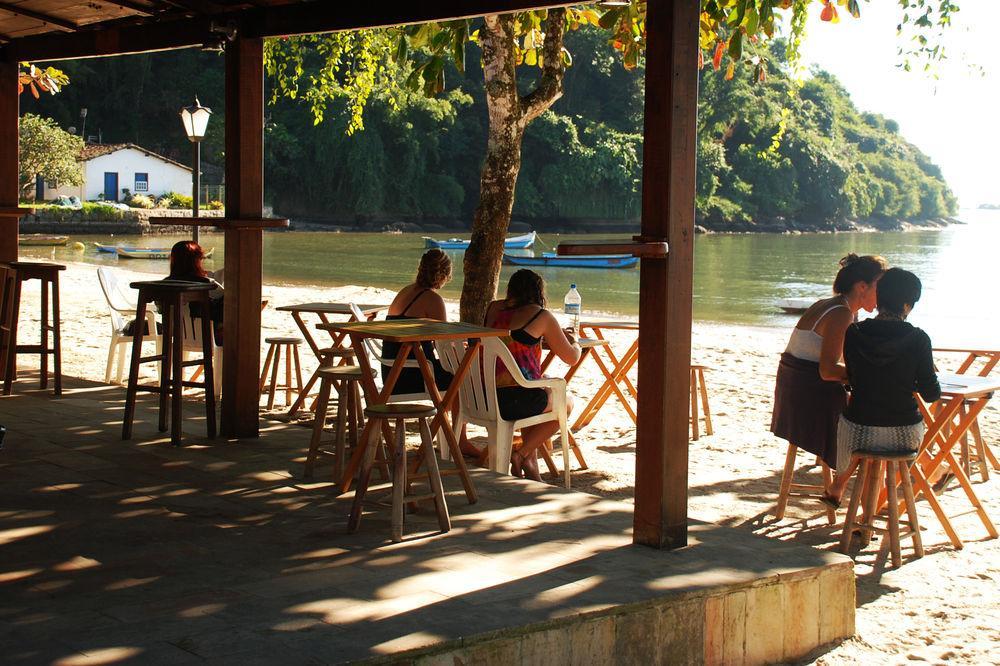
xmin=167 ymin=241 xmax=224 ymax=344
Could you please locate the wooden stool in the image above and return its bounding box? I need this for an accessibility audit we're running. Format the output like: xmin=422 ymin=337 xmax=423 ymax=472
xmin=305 ymin=365 xmax=369 ymax=480
xmin=122 ymin=280 xmax=217 ymax=447
xmin=690 ymin=364 xmax=713 ymax=440
xmin=774 ymin=443 xmax=837 ymax=525
xmin=0 ymin=261 xmax=65 ymax=396
xmin=259 ymin=336 xmax=304 ymax=409
xmin=840 ymin=450 xmax=923 ymax=568
xmin=348 ymin=403 xmax=450 ymax=542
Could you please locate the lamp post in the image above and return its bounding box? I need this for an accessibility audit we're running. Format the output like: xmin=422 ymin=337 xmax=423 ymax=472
xmin=79 ymin=107 xmax=87 ymax=139
xmin=179 ymin=97 xmax=212 ymax=244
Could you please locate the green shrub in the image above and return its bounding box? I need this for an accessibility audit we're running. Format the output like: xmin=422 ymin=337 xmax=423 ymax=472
xmin=158 ymin=192 xmax=194 ymax=209
xmin=129 ymin=194 xmax=155 ymax=209
xmin=206 ymin=200 xmax=224 ymax=210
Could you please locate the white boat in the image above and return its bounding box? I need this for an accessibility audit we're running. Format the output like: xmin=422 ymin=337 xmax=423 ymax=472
xmin=776 ymin=298 xmax=814 ymax=314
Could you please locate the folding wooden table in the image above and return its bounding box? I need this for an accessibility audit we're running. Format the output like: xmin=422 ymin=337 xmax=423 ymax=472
xmin=538 ymin=337 xmax=609 ymax=471
xmin=275 ymin=302 xmax=387 ymax=416
xmin=933 ymin=347 xmax=1000 ymax=481
xmin=573 ymin=320 xmax=639 ymax=432
xmin=321 ymin=319 xmax=508 ymax=511
xmin=909 ymin=373 xmax=1000 ymax=549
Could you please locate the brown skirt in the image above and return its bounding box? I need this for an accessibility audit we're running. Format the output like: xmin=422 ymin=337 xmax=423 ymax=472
xmin=770 ymin=352 xmax=847 ymax=470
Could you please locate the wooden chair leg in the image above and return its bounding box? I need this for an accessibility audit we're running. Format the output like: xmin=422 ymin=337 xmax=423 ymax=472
xmin=821 ymin=464 xmax=836 ymax=525
xmin=689 ymin=368 xmax=699 ymax=441
xmin=698 ymin=367 xmax=712 ymax=436
xmin=861 ymin=460 xmax=884 ymax=545
xmin=775 ymin=443 xmax=798 ymax=520
xmin=418 ymin=416 xmax=451 ymax=534
xmin=899 ymin=460 xmax=924 ymax=559
xmin=259 ymin=343 xmax=275 ymax=396
xmin=334 ymin=380 xmax=348 ymax=482
xmin=266 ymin=343 xmax=281 ymax=410
xmin=885 ymin=461 xmax=902 ymax=568
xmin=284 ymin=344 xmax=294 ymax=406
xmin=348 ymin=420 xmax=382 ymax=534
xmin=305 ymin=377 xmax=332 ymax=478
xmin=292 ymin=345 xmax=304 ymax=400
xmin=840 ymin=457 xmax=868 ymax=553
xmin=391 ymin=417 xmax=407 ymax=543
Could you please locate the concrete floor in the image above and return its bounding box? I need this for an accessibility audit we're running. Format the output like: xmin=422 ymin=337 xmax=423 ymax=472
xmin=0 ymin=375 xmax=854 ymax=664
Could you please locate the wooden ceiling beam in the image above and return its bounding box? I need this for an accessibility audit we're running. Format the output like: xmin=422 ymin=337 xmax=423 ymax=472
xmin=2 ymin=0 xmax=579 ymax=62
xmin=249 ymin=0 xmax=579 ymax=37
xmin=3 ymin=15 xmax=210 ymax=61
xmin=96 ymin=0 xmax=157 ymax=16
xmin=0 ymin=1 xmax=78 ymax=32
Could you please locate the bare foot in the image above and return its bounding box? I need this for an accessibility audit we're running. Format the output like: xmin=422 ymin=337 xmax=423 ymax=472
xmin=510 ymin=451 xmax=525 ymax=478
xmin=522 ymin=453 xmax=543 ymax=482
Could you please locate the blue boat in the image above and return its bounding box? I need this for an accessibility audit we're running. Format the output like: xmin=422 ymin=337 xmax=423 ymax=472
xmin=95 ymin=243 xmax=118 ymax=253
xmin=502 ymin=252 xmax=638 ymax=270
xmin=424 ymin=231 xmax=536 ymax=250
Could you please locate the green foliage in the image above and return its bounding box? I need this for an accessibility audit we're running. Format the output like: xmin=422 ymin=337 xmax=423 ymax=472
xmin=206 ymin=200 xmax=224 ymax=210
xmin=18 ymin=113 xmax=84 ymax=200
xmin=30 ymin=201 xmax=128 ymax=222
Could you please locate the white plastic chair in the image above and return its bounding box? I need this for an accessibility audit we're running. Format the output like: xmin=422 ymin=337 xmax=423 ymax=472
xmin=437 ymin=337 xmax=572 ymax=488
xmin=178 ymin=295 xmax=223 ymax=396
xmin=97 ymin=267 xmax=160 ymax=385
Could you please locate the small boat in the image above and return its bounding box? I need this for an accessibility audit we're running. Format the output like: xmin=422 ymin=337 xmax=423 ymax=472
xmin=424 ymin=231 xmax=536 ymax=250
xmin=95 ymin=243 xmax=118 ymax=253
xmin=117 ymin=247 xmax=215 ymax=260
xmin=19 ymin=234 xmax=69 ymax=246
xmin=776 ymin=298 xmax=815 ymax=314
xmin=502 ymin=252 xmax=638 ymax=269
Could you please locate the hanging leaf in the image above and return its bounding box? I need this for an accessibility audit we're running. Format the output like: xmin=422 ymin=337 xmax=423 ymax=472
xmin=712 ymin=40 xmax=725 ymax=70
xmin=725 ymin=61 xmax=735 ymax=80
xmin=728 ymin=31 xmax=743 ymax=60
xmin=525 ymin=47 xmax=537 ymax=67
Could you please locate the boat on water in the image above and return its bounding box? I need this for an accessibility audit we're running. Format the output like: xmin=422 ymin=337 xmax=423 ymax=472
xmin=424 ymin=230 xmax=536 ymax=250
xmin=95 ymin=242 xmax=118 ymax=253
xmin=502 ymin=252 xmax=638 ymax=270
xmin=117 ymin=247 xmax=215 ymax=260
xmin=775 ymin=298 xmax=815 ymax=314
xmin=19 ymin=234 xmax=69 ymax=246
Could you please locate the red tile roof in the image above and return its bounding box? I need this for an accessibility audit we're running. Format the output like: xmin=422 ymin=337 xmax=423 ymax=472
xmin=78 ymin=143 xmax=191 ymax=171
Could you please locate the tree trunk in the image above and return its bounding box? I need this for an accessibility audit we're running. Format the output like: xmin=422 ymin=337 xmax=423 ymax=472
xmin=460 ymin=15 xmax=524 ymax=324
xmin=459 ymin=10 xmax=566 ymax=325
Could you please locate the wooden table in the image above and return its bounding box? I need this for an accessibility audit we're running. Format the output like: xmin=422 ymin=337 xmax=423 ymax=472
xmin=909 ymin=373 xmax=1000 ymax=549
xmin=932 ymin=348 xmax=1000 ymax=481
xmin=573 ymin=320 xmax=639 ymax=432
xmin=538 ymin=337 xmax=609 ymax=471
xmin=275 ymin=302 xmax=388 ymax=416
xmin=321 ymin=319 xmax=508 ymax=509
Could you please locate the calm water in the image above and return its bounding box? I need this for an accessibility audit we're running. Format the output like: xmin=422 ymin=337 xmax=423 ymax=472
xmin=22 ymin=208 xmax=1000 ymax=346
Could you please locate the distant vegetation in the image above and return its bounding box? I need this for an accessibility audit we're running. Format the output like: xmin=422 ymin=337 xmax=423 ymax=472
xmin=22 ymin=32 xmax=955 ymax=232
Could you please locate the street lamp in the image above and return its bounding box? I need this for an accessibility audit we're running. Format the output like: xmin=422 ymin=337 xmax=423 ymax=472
xmin=179 ymin=97 xmax=212 ymax=244
xmin=79 ymin=107 xmax=87 ymax=139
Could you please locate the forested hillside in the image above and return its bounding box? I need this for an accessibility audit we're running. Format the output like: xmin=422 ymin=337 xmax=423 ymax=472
xmin=22 ymin=29 xmax=956 ymax=232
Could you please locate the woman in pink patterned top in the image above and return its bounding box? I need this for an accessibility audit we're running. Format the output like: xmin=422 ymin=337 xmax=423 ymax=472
xmin=484 ymin=270 xmax=581 ymax=481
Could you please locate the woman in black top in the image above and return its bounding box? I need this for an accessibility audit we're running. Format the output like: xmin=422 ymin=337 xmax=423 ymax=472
xmin=166 ymin=240 xmax=223 ymax=344
xmin=381 ymin=248 xmax=453 ymax=396
xmin=824 ymin=268 xmax=940 ymax=505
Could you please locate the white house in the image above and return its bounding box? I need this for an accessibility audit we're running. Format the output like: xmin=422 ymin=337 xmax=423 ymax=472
xmin=41 ymin=143 xmax=192 ymax=202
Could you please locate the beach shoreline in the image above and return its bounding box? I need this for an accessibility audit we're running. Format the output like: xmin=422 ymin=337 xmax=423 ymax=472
xmin=6 ymin=261 xmax=999 ymax=664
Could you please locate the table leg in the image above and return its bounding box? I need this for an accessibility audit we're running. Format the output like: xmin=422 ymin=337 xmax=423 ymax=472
xmin=909 ymin=460 xmax=964 ymax=549
xmin=573 ymin=340 xmax=638 ymax=431
xmin=413 ymin=341 xmax=478 ymax=504
xmin=285 ymin=312 xmax=321 ymax=417
xmin=944 ymin=449 xmax=998 ymax=538
xmin=339 ymin=340 xmax=410 ymax=493
xmin=40 ymin=278 xmax=48 ymax=389
xmin=171 ymin=300 xmax=184 ymax=446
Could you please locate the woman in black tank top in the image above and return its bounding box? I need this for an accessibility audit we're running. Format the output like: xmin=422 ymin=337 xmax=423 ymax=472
xmin=381 ymin=249 xmax=454 ymax=396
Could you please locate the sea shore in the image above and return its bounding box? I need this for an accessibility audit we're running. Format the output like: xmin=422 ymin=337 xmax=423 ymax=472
xmin=8 ymin=261 xmax=999 ymax=664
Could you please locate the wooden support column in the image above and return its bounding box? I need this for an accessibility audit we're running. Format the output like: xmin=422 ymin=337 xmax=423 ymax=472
xmin=222 ymin=35 xmax=264 ymax=438
xmin=632 ymin=0 xmax=699 ymax=549
xmin=0 ymin=60 xmax=19 ymax=262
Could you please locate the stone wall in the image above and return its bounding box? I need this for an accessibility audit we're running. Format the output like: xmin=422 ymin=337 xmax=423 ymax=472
xmin=19 ymin=208 xmax=226 ymax=235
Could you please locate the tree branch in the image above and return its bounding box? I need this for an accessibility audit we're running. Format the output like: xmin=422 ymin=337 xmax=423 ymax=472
xmin=520 ymin=7 xmax=566 ymax=125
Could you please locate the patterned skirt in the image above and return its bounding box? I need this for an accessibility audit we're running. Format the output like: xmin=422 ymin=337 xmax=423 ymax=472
xmin=836 ymin=415 xmax=924 ymax=468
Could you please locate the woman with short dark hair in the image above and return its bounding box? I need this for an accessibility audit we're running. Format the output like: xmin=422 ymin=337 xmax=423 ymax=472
xmin=484 ymin=269 xmax=581 ymax=481
xmin=167 ymin=240 xmax=223 ymax=344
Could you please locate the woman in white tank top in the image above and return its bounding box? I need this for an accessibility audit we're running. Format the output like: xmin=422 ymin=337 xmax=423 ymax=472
xmin=771 ymin=254 xmax=887 ymax=506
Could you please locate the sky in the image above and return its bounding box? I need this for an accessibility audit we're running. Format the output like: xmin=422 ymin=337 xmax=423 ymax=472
xmin=794 ymin=1 xmax=998 ymax=208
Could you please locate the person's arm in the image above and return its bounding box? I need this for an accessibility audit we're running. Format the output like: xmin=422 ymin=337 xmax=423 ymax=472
xmin=539 ymin=310 xmax=581 ymax=366
xmin=915 ymin=332 xmax=941 ymax=402
xmin=817 ymin=307 xmax=853 ymax=382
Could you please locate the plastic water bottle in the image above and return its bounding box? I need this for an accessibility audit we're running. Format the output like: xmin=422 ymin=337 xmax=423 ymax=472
xmin=563 ymin=284 xmax=582 ymax=336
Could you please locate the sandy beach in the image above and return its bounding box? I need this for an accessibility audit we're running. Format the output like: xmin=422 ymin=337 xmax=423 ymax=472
xmin=8 ymin=261 xmax=999 ymax=664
